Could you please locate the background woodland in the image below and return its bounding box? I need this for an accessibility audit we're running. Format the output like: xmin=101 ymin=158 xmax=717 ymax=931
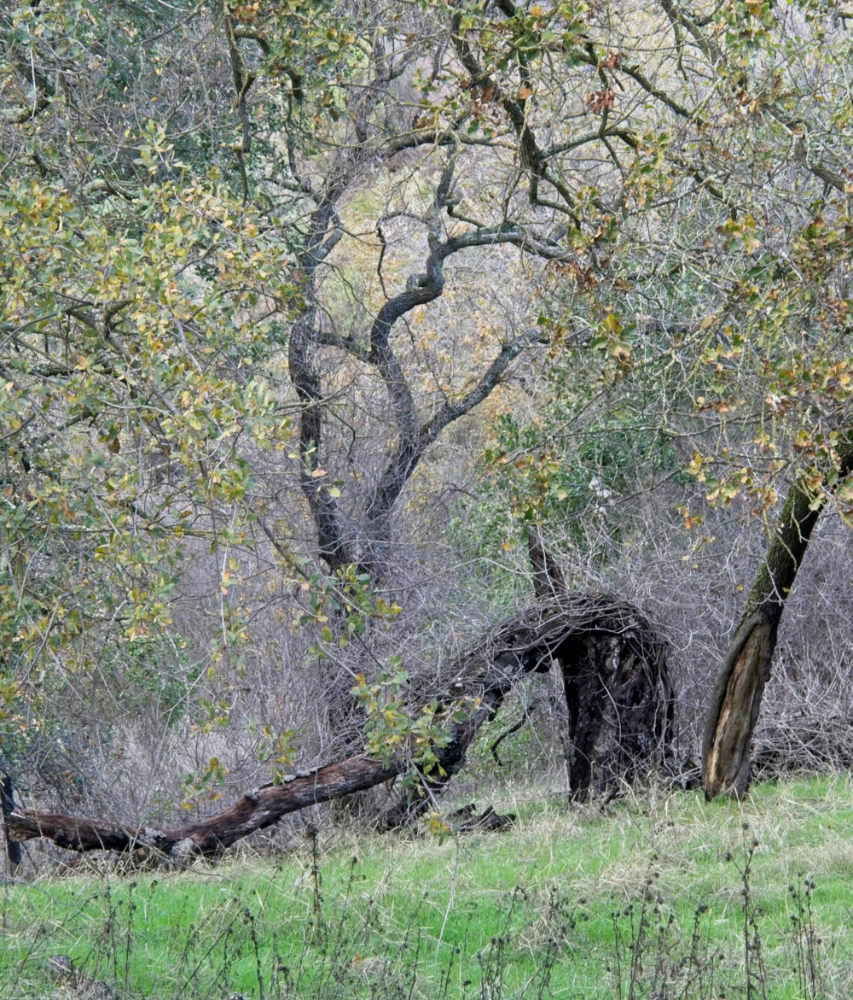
xmin=1 ymin=0 xmax=852 ymax=854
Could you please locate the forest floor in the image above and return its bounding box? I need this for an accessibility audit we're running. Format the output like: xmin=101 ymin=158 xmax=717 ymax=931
xmin=3 ymin=773 xmax=853 ymax=999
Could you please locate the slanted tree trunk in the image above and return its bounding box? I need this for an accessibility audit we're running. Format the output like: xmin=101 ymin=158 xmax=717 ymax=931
xmin=381 ymin=647 xmax=551 ymax=829
xmin=6 ymin=619 xmax=548 ymax=857
xmin=703 ymin=442 xmax=853 ymax=800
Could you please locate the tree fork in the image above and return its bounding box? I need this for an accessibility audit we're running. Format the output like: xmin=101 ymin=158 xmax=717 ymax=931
xmin=703 ymin=440 xmax=853 ymax=800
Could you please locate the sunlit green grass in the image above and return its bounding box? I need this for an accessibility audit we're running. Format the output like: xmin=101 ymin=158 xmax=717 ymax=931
xmin=3 ymin=774 xmax=853 ymax=998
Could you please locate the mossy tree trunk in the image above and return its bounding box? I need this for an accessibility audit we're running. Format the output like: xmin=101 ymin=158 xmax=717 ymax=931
xmin=703 ymin=442 xmax=853 ymax=800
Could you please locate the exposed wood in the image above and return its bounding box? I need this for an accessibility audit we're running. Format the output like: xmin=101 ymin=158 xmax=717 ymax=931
xmin=703 ymin=439 xmax=853 ymax=800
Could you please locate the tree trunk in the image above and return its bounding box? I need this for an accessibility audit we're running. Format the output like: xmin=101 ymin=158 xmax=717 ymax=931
xmin=384 ymin=589 xmax=674 ymax=824
xmin=528 ymin=527 xmax=567 ymax=600
xmin=381 ymin=649 xmax=543 ymax=829
xmin=529 ymin=530 xmax=674 ymax=799
xmin=1 ymin=772 xmax=22 ymax=867
xmin=703 ymin=443 xmax=853 ymax=800
xmin=557 ymin=621 xmax=674 ymax=798
xmin=7 ymin=756 xmax=401 ymax=859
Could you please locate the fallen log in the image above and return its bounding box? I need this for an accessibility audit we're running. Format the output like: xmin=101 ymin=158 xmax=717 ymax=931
xmin=7 ymin=756 xmax=401 ymax=859
xmin=6 ymin=621 xmax=539 ymax=858
xmin=6 ymin=590 xmax=673 ymax=857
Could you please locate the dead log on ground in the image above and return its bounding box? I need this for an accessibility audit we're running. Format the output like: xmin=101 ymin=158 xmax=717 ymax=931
xmin=7 ymin=756 xmax=401 ymax=859
xmin=6 ymin=592 xmax=672 ymax=857
xmin=5 ymin=620 xmax=545 ymax=858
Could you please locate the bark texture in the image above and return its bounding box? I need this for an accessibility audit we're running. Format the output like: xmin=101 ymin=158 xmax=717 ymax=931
xmin=7 ymin=756 xmax=400 ymax=859
xmin=703 ymin=441 xmax=853 ymax=800
xmin=557 ymin=625 xmax=674 ymax=798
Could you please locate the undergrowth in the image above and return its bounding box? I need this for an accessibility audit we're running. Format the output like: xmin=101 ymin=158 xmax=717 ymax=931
xmin=2 ymin=774 xmax=853 ymax=998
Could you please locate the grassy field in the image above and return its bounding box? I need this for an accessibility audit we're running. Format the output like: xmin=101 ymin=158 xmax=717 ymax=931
xmin=3 ymin=775 xmax=853 ymax=998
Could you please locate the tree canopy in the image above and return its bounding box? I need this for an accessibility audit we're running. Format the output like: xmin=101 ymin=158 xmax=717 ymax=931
xmin=1 ymin=0 xmax=852 ymax=825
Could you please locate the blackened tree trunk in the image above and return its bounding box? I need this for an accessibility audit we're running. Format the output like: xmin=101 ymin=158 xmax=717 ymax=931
xmin=703 ymin=442 xmax=853 ymax=800
xmin=384 ymin=586 xmax=674 ymax=825
xmin=556 ymin=618 xmax=674 ymax=799
xmin=530 ymin=528 xmax=674 ymax=799
xmin=1 ymin=772 xmax=22 ymax=867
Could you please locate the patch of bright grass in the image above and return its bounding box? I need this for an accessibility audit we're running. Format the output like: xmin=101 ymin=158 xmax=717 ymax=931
xmin=3 ymin=774 xmax=853 ymax=998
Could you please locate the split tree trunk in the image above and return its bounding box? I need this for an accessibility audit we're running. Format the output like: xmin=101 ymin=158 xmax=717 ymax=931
xmin=703 ymin=442 xmax=853 ymax=800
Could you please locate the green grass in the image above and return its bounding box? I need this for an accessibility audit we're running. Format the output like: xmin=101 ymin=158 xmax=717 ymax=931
xmin=4 ymin=774 xmax=853 ymax=998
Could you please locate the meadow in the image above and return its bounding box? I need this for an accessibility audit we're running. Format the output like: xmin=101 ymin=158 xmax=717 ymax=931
xmin=3 ymin=775 xmax=853 ymax=999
